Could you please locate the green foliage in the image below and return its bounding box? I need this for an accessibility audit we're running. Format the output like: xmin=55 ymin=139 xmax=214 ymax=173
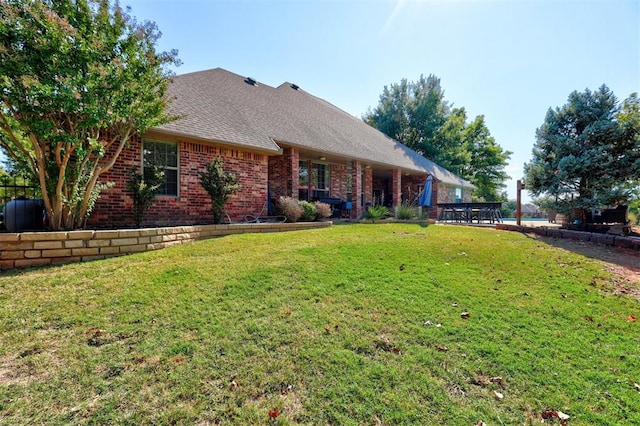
xmin=364 ymin=75 xmax=512 ymax=200
xmin=126 ymin=166 xmax=164 ymax=227
xmin=0 ymin=0 xmax=179 ymax=230
xmin=313 ymin=201 xmax=332 ymax=219
xmin=525 ymin=87 xmax=640 ymax=214
xmin=298 ymin=200 xmax=317 ymax=221
xmin=1 ymin=225 xmax=638 ymax=424
xmin=198 ymin=157 xmax=241 ymax=224
xmin=362 ymin=205 xmax=390 ymax=221
xmin=277 ymin=196 xmax=303 ymax=223
xmin=394 ymin=201 xmax=417 ymax=220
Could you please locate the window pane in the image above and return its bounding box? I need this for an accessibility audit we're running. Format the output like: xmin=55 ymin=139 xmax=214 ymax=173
xmin=298 ymin=161 xmax=309 ymax=187
xmin=164 ymin=169 xmax=178 ymax=195
xmin=166 ymin=146 xmax=178 ymax=167
xmin=313 ymin=163 xmax=329 ymax=191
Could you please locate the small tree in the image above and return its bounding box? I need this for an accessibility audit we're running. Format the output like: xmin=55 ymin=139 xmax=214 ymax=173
xmin=126 ymin=166 xmax=164 ymax=227
xmin=0 ymin=0 xmax=179 ymax=230
xmin=199 ymin=158 xmax=241 ymax=224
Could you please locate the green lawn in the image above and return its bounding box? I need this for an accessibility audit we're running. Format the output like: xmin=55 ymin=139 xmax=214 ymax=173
xmin=0 ymin=224 xmax=638 ymax=425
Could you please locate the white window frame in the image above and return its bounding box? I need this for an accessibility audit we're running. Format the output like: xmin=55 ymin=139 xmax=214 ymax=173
xmin=142 ymin=140 xmax=180 ymax=197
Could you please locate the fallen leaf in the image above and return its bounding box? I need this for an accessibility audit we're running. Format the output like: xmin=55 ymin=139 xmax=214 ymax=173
xmin=461 ymin=312 xmax=471 ymax=319
xmin=471 ymin=377 xmax=489 ymax=387
xmin=633 ymin=382 xmax=640 ymax=391
xmin=324 ymin=326 xmax=331 ymax=334
xmin=493 ymin=390 xmax=504 ymax=400
xmin=399 ymin=264 xmax=405 ymax=271
xmin=452 ymin=302 xmax=458 ymax=307
xmin=475 ymin=422 xmax=487 ymax=426
xmin=285 ymin=310 xmax=292 ymax=316
xmin=229 ymin=380 xmax=238 ymax=389
xmin=393 ymin=347 xmax=401 ymax=354
xmin=436 ymin=345 xmax=449 ymax=352
xmin=557 ymin=411 xmax=570 ymax=421
xmin=628 ymin=315 xmax=637 ymax=322
xmin=489 ymin=376 xmax=505 ymax=387
xmin=267 ymin=408 xmax=279 ymax=418
xmin=541 ymin=410 xmax=559 ymax=419
xmin=584 ymin=316 xmax=594 ymax=322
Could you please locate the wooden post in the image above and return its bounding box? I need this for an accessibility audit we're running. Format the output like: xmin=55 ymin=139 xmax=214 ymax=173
xmin=516 ymin=180 xmax=525 ymax=226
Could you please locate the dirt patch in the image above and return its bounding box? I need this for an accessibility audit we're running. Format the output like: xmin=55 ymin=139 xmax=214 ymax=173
xmin=529 ymin=233 xmax=640 ymax=299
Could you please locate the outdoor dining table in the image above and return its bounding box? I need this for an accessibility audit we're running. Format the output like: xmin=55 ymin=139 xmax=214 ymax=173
xmin=437 ymin=202 xmax=503 ymax=224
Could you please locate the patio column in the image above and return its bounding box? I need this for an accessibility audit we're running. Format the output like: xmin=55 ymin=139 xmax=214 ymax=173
xmin=289 ymin=148 xmax=300 ymax=199
xmin=351 ymin=160 xmax=363 ymax=219
xmin=392 ymin=168 xmax=402 ymax=208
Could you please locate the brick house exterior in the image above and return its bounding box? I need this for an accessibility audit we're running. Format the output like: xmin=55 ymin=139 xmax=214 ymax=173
xmin=88 ymin=68 xmax=474 ymax=228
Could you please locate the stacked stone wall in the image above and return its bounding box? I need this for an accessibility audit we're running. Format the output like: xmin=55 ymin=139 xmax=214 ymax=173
xmin=0 ymin=222 xmax=331 ymax=269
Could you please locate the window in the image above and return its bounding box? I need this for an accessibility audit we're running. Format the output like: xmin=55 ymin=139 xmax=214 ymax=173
xmin=455 ymin=187 xmax=462 ymax=203
xmin=298 ymin=160 xmax=309 ymax=201
xmin=312 ymin=162 xmax=329 ymax=198
xmin=143 ymin=141 xmax=178 ymax=196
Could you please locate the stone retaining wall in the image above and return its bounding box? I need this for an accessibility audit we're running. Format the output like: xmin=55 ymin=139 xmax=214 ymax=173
xmin=496 ymin=223 xmax=640 ymax=252
xmin=0 ymin=221 xmax=332 ymax=269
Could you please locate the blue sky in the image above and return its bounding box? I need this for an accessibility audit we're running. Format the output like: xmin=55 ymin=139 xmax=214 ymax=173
xmin=129 ymin=0 xmax=638 ymax=201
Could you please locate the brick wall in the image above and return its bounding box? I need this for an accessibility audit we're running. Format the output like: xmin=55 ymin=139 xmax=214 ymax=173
xmin=0 ymin=222 xmax=332 ymax=269
xmin=268 ymin=147 xmax=298 ymax=201
xmin=89 ymin=138 xmax=269 ymax=228
xmin=330 ymin=163 xmax=348 ymax=201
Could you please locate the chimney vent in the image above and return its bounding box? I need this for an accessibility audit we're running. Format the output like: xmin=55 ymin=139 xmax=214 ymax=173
xmin=244 ymin=77 xmax=257 ymax=86
xmin=290 ymin=83 xmax=300 ymax=91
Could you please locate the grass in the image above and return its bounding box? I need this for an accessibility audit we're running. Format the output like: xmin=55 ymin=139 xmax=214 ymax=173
xmin=0 ymin=224 xmax=638 ymax=425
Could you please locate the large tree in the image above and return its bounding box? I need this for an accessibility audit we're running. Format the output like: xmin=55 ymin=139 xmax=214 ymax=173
xmin=524 ymin=86 xmax=640 ymax=214
xmin=364 ymin=75 xmax=511 ymax=200
xmin=0 ymin=0 xmax=179 ymax=230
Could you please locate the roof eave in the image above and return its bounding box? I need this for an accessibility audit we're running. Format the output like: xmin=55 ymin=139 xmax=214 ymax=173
xmin=145 ymin=128 xmax=284 ymax=155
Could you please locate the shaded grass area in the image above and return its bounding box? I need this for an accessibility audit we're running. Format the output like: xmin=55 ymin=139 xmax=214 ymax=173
xmin=0 ymin=224 xmax=638 ymax=425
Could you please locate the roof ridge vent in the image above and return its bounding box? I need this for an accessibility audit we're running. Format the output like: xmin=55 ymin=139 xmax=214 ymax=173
xmin=244 ymin=77 xmax=257 ymax=86
xmin=290 ymin=83 xmax=300 ymax=91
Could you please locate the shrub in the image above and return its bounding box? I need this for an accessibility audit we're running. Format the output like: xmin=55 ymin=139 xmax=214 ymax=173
xmin=199 ymin=158 xmax=241 ymax=224
xmin=278 ymin=196 xmax=303 ymax=223
xmin=314 ymin=201 xmax=332 ymax=219
xmin=362 ymin=205 xmax=390 ymax=221
xmin=395 ymin=202 xmax=417 ymax=220
xmin=126 ymin=166 xmax=165 ymax=227
xmin=299 ymin=200 xmax=317 ymax=221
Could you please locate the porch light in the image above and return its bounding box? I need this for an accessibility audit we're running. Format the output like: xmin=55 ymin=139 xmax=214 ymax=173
xmin=365 ymin=165 xmax=371 ymax=169
xmin=319 ymin=156 xmax=326 ymax=161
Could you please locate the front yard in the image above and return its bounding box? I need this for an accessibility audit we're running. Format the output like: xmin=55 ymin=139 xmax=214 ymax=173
xmin=0 ymin=224 xmax=638 ymax=425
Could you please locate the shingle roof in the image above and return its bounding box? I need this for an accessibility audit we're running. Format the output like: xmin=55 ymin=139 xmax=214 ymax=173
xmin=155 ymin=68 xmax=474 ymax=188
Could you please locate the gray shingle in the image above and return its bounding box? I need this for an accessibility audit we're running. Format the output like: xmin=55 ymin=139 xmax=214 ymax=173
xmin=154 ymin=68 xmax=474 ymax=188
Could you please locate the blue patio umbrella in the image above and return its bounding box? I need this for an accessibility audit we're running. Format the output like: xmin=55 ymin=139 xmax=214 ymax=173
xmin=418 ymin=175 xmax=433 ymax=207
